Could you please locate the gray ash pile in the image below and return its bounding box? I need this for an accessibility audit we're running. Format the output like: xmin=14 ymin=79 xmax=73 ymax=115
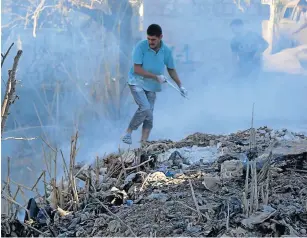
xmin=1 ymin=127 xmax=307 ymax=237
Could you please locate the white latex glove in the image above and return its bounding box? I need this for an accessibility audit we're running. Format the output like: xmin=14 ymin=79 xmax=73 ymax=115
xmin=180 ymin=86 xmax=188 ymax=97
xmin=156 ymin=75 xmax=167 ymax=84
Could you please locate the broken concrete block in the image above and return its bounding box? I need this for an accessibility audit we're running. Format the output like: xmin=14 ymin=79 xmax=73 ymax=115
xmin=220 ymin=159 xmax=243 ymax=179
xmin=202 ymin=176 xmax=221 ymax=192
xmin=241 ymin=205 xmax=276 ymax=229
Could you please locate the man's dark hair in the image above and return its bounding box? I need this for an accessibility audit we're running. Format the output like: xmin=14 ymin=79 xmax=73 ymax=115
xmin=147 ymin=24 xmax=162 ymax=37
xmin=230 ymin=19 xmax=244 ymax=27
xmin=298 ymin=0 xmax=307 ymax=7
xmin=298 ymin=0 xmax=307 ymax=12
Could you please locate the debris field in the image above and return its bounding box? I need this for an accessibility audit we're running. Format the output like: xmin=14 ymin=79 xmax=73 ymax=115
xmin=1 ymin=126 xmax=307 ymax=237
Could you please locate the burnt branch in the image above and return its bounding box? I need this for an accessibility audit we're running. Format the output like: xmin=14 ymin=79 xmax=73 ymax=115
xmin=1 ymin=43 xmax=14 ymax=68
xmin=1 ymin=50 xmax=23 ymax=134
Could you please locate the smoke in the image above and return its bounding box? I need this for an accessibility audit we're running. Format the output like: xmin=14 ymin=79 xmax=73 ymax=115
xmin=152 ymin=69 xmax=307 ymax=142
xmin=1 ymin=0 xmax=307 ymax=213
xmin=142 ymin=0 xmax=307 ymax=141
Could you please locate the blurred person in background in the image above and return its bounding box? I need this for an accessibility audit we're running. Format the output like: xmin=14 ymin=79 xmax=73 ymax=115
xmin=293 ymin=0 xmax=307 ymax=34
xmin=230 ymin=19 xmax=269 ymax=81
xmin=122 ymin=24 xmax=187 ymax=145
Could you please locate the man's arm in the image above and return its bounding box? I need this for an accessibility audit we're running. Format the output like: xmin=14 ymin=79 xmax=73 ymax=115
xmin=167 ymin=68 xmax=182 ymax=87
xmin=294 ymin=11 xmax=307 ymax=34
xmin=134 ymin=64 xmax=158 ymax=80
xmin=132 ymin=44 xmax=159 ymax=81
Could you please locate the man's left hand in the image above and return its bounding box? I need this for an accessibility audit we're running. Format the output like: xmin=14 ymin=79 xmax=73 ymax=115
xmin=180 ymin=86 xmax=188 ymax=97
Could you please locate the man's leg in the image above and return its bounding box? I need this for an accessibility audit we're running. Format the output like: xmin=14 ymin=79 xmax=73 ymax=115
xmin=141 ymin=90 xmax=156 ymax=142
xmin=122 ymin=85 xmax=152 ymax=144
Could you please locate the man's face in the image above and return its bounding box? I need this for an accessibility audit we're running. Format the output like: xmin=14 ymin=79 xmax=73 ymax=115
xmin=147 ymin=35 xmax=162 ymax=49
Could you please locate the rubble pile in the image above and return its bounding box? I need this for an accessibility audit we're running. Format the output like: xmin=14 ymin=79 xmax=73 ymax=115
xmin=1 ymin=127 xmax=307 ymax=237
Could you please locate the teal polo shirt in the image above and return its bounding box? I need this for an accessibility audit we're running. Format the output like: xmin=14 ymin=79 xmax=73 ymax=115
xmin=128 ymin=40 xmax=175 ymax=92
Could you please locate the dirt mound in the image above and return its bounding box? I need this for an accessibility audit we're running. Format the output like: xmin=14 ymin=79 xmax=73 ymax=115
xmin=2 ymin=127 xmax=307 ymax=237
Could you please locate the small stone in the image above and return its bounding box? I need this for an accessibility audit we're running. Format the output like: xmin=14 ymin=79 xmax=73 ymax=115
xmin=76 ymin=227 xmax=86 ymax=237
xmin=165 ymin=201 xmax=175 ymax=206
xmin=58 ymin=233 xmax=67 ymax=237
xmin=173 ymin=228 xmax=183 ymax=234
xmin=187 ymin=223 xmax=202 ymax=233
xmin=80 ymin=213 xmax=88 ymax=222
xmin=220 ymin=159 xmax=243 ymax=180
xmin=108 ymin=220 xmax=121 ymax=233
xmin=68 ymin=217 xmax=81 ymax=230
xmin=152 ymin=224 xmax=159 ymax=229
xmin=300 ymin=229 xmax=306 ymax=235
xmin=148 ymin=192 xmax=169 ymax=202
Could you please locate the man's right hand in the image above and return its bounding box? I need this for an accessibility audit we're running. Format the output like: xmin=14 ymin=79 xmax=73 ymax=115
xmin=156 ymin=75 xmax=167 ymax=84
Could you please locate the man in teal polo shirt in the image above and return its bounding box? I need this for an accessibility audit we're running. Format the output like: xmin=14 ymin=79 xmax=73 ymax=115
xmin=122 ymin=24 xmax=187 ymax=145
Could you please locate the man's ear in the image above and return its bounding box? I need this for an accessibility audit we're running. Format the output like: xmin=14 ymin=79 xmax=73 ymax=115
xmin=159 ymin=34 xmax=163 ymax=40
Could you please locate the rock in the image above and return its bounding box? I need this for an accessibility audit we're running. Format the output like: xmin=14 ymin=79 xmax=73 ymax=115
xmin=202 ymin=176 xmax=221 ymax=192
xmin=75 ymin=227 xmax=87 ymax=237
xmin=68 ymin=217 xmax=81 ymax=230
xmin=300 ymin=229 xmax=306 ymax=235
xmin=94 ymin=217 xmax=107 ymax=227
xmin=229 ymin=227 xmax=248 ymax=237
xmin=108 ymin=220 xmax=121 ymax=233
xmin=241 ymin=205 xmax=276 ymax=229
xmin=148 ymin=192 xmax=169 ymax=202
xmin=186 ymin=223 xmax=202 ymax=233
xmin=220 ymin=159 xmax=243 ymax=180
xmin=173 ymin=228 xmax=184 ymax=234
xmin=209 ymin=140 xmax=215 ymax=146
xmin=80 ymin=213 xmax=88 ymax=222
